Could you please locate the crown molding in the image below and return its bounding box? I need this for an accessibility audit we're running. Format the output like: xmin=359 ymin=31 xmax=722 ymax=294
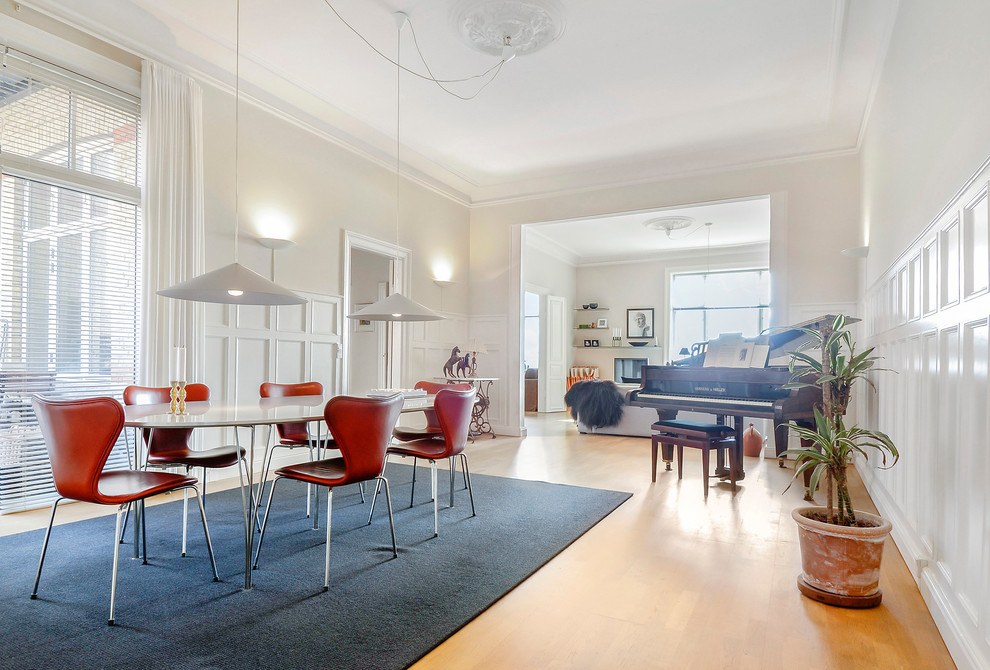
xmin=524 ymin=227 xmax=579 ymax=266
xmin=574 ymin=241 xmax=769 ymax=268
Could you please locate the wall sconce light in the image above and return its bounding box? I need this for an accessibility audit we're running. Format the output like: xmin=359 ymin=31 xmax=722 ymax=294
xmin=840 ymin=245 xmax=869 ymax=258
xmin=257 ymin=237 xmax=296 ymax=251
xmin=433 ymin=279 xmax=455 ymax=288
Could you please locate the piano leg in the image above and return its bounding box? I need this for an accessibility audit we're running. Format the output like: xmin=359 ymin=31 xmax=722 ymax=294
xmin=655 ymin=409 xmax=675 ymax=470
xmin=774 ymin=420 xmax=790 ymax=467
xmin=710 ymin=415 xmax=746 ymax=482
xmin=730 ymin=416 xmax=745 ymax=482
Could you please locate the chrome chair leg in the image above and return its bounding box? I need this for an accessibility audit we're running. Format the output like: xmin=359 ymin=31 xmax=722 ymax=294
xmin=253 ymin=477 xmax=281 ymax=569
xmin=140 ymin=499 xmax=148 ymax=564
xmin=449 ymin=457 xmax=455 ymax=507
xmin=30 ymin=497 xmax=62 ymax=600
xmin=461 ymin=453 xmax=476 ymax=517
xmin=237 ymin=456 xmax=250 ymax=539
xmin=306 ymin=445 xmax=314 ymax=519
xmin=409 ymin=457 xmax=418 ymax=508
xmin=109 ymin=504 xmax=125 ymax=626
xmin=358 ymin=480 xmax=366 ymax=503
xmin=323 ymin=488 xmax=333 ymax=591
xmin=378 ymin=476 xmax=398 ymax=558
xmin=182 ymin=466 xmax=191 ymax=557
xmin=368 ymin=478 xmax=383 ymax=525
xmin=255 ymin=442 xmax=276 ymax=530
xmin=431 ymin=460 xmax=438 ymax=538
xmin=118 ymin=502 xmax=131 ymax=544
xmin=189 ymin=485 xmax=220 ymax=582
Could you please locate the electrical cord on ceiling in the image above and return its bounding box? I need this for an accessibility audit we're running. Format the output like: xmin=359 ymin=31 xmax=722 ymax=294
xmin=321 ymin=0 xmax=508 ymax=100
xmin=665 ymin=221 xmax=712 ymax=242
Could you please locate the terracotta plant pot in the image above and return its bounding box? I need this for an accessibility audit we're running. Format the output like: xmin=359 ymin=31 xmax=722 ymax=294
xmin=791 ymin=506 xmax=892 ymax=608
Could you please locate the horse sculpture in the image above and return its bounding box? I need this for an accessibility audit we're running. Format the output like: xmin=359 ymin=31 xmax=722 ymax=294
xmin=442 ymin=347 xmax=462 ymax=378
xmin=456 ymin=352 xmax=472 ymax=377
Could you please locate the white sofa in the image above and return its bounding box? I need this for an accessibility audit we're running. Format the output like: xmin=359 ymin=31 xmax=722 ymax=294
xmin=574 ymin=384 xmax=658 ymax=437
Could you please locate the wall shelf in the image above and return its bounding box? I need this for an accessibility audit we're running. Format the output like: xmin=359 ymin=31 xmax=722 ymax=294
xmin=573 ymin=345 xmax=661 ymax=350
xmin=574 ymin=307 xmax=608 ymax=312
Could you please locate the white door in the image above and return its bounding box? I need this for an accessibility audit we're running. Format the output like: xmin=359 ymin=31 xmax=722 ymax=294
xmin=544 ymin=295 xmax=567 ymax=411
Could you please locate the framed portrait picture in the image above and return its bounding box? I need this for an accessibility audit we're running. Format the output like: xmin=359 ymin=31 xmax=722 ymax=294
xmin=626 ymin=307 xmax=654 ymax=338
xmin=596 ymin=318 xmax=608 ymax=328
xmin=592 ymin=340 xmax=599 ymax=347
xmin=583 ymin=339 xmax=592 ymax=347
xmin=353 ymin=303 xmax=374 ymax=332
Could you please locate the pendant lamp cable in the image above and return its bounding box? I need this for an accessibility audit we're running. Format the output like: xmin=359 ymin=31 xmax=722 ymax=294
xmin=233 ymin=0 xmax=240 ymax=264
xmin=322 ymin=0 xmax=506 ymax=100
xmin=396 ymin=17 xmax=401 ymax=264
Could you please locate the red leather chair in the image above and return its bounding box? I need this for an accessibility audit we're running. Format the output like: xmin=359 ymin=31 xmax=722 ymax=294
xmin=30 ymin=396 xmax=219 ymax=625
xmin=392 ymin=380 xmax=473 ymax=504
xmin=123 ymin=384 xmax=247 ymax=556
xmin=392 ymin=380 xmax=471 ymax=442
xmin=258 ymin=382 xmax=337 ymax=521
xmin=253 ymin=394 xmax=403 ymax=591
xmin=373 ymin=388 xmax=476 ymax=537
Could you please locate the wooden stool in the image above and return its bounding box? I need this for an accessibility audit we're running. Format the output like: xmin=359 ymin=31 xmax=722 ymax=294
xmin=651 ymin=420 xmax=737 ymax=497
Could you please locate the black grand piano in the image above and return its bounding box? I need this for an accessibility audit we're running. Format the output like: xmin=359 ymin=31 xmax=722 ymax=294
xmin=629 ymin=315 xmax=851 ymax=479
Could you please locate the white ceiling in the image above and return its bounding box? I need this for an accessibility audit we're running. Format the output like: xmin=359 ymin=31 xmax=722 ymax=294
xmin=528 ymin=196 xmax=770 ymax=264
xmin=26 ymin=0 xmax=898 ymax=204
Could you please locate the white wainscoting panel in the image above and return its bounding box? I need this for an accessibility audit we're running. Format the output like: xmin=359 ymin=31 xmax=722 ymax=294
xmin=860 ymin=162 xmax=990 ymax=670
xmin=202 ymin=291 xmax=342 ymax=478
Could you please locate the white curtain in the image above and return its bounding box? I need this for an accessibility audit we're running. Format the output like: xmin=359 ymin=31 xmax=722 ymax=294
xmin=140 ymin=60 xmax=206 ymax=385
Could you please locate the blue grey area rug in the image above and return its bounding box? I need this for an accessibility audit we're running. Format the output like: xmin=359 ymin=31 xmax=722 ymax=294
xmin=0 ymin=465 xmax=630 ymax=670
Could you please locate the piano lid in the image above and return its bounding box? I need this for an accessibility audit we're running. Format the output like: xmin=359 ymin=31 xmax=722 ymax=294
xmin=672 ymin=314 xmax=861 ymax=367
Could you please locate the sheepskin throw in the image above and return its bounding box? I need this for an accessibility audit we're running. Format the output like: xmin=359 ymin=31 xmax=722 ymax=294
xmin=564 ymin=379 xmax=625 ymax=428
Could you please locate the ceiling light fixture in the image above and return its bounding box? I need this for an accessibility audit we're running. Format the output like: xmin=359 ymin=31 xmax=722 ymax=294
xmin=347 ymin=13 xmax=443 ymax=324
xmin=643 ymin=215 xmax=696 ymax=238
xmin=158 ymin=0 xmax=305 ymax=306
xmin=456 ymin=0 xmax=566 ymax=58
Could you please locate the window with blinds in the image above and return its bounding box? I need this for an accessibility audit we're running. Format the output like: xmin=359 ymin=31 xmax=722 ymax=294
xmin=0 ymin=46 xmax=140 ymax=513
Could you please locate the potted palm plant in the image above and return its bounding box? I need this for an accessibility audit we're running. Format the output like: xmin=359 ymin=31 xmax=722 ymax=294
xmin=784 ymin=314 xmax=898 ymax=607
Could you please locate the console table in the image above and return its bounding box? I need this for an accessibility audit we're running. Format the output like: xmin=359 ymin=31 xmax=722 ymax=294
xmin=435 ymin=376 xmax=498 ymax=438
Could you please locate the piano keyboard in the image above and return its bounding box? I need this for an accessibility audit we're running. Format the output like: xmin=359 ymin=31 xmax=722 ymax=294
xmin=635 ymin=392 xmax=774 ymax=408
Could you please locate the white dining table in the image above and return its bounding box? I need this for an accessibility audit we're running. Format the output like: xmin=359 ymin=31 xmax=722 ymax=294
xmin=123 ymin=394 xmax=433 ymax=590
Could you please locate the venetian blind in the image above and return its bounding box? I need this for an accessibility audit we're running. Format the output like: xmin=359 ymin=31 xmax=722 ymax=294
xmin=0 ymin=46 xmax=140 ymax=513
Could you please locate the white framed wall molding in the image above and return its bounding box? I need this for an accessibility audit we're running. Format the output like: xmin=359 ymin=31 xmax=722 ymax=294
xmin=203 ymin=290 xmax=342 ymax=478
xmin=860 ymin=157 xmax=990 ymax=670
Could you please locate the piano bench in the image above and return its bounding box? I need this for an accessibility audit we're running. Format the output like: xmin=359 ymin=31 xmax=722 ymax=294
xmin=651 ymin=421 xmax=738 ymax=497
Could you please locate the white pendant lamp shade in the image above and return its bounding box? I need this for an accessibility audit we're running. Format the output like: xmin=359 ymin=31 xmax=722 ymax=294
xmin=347 ymin=292 xmax=443 ymax=322
xmin=157 ymin=262 xmax=307 ymax=305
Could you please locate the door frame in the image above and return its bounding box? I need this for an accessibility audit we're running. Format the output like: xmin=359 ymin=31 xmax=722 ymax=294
xmin=342 ymin=230 xmax=410 ymax=393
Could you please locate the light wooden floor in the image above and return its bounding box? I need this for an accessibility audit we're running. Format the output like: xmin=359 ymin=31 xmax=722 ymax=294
xmin=0 ymin=413 xmax=956 ymax=669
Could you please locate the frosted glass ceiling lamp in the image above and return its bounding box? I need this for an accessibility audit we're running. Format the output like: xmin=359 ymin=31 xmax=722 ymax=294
xmin=158 ymin=262 xmax=306 ymax=305
xmin=157 ymin=0 xmax=305 ymax=307
xmin=348 ymin=292 xmax=444 ymax=322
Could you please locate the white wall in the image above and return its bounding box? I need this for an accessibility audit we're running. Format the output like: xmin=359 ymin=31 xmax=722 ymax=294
xmin=858 ymin=2 xmax=990 ymax=668
xmin=472 ymin=154 xmax=861 ymax=435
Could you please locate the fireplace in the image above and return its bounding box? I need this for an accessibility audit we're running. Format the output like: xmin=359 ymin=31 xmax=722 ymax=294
xmin=614 ymin=358 xmax=649 ymax=384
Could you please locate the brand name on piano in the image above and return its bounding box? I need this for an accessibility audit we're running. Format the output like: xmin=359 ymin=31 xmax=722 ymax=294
xmin=694 ymin=385 xmax=728 ymax=394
